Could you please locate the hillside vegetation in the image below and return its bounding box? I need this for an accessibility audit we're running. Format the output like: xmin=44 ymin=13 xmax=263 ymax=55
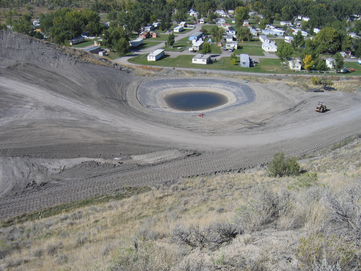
xmin=0 ymin=136 xmax=360 ymax=270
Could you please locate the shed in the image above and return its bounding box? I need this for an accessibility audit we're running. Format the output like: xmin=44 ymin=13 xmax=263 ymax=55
xmin=147 ymin=49 xmax=164 ymax=61
xmin=192 ymin=54 xmax=212 ymax=64
xmin=240 ymin=54 xmax=250 ymax=67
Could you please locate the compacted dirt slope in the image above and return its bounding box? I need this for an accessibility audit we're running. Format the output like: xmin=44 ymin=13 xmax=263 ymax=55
xmin=1 ymin=31 xmax=361 ymax=219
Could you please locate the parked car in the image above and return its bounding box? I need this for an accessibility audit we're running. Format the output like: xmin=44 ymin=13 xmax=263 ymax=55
xmin=349 ymin=68 xmax=355 ymax=72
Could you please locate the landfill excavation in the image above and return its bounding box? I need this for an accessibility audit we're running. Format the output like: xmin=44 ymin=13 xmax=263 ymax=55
xmin=1 ymin=31 xmax=361 ymax=219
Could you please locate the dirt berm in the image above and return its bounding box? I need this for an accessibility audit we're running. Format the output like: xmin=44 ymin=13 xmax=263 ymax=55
xmin=1 ymin=31 xmax=361 ymax=219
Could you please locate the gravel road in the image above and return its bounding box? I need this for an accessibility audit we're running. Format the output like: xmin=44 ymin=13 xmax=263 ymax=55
xmin=1 ymin=31 xmax=361 ymax=220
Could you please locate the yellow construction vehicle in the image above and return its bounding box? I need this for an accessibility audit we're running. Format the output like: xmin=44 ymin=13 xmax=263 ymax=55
xmin=316 ymin=101 xmax=327 ymax=113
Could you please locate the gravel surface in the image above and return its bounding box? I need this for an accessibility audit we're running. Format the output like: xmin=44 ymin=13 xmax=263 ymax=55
xmin=1 ymin=31 xmax=361 ymax=219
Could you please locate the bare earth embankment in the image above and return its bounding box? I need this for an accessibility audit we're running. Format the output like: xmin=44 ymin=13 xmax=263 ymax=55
xmin=1 ymin=30 xmax=361 ymax=220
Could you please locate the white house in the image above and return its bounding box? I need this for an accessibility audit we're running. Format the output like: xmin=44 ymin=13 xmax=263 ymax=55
xmin=226 ymin=35 xmax=234 ymax=42
xmin=249 ymin=28 xmax=258 ymax=37
xmin=259 ymin=34 xmax=270 ymax=43
xmin=289 ymin=58 xmax=302 ymax=71
xmin=191 ymin=40 xmax=204 ymax=51
xmin=262 ymin=42 xmax=278 ymax=52
xmin=240 ymin=54 xmax=251 ymax=67
xmin=129 ymin=37 xmax=143 ymax=47
xmin=292 ymin=29 xmax=308 ymax=36
xmin=326 ymin=58 xmax=335 ymax=69
xmin=144 ymin=25 xmax=155 ymax=31
xmin=192 ymin=54 xmax=212 ymax=64
xmin=174 ymin=26 xmax=184 ymax=33
xmin=262 ymin=29 xmax=285 ymax=36
xmin=313 ymin=28 xmax=320 ymax=34
xmin=147 ymin=49 xmax=164 ymax=61
xmin=217 ymin=18 xmax=226 ymax=24
xmin=69 ymin=37 xmax=85 ymax=45
xmin=285 ymin=36 xmax=294 ymax=43
xmin=225 ymin=41 xmax=238 ymax=50
xmin=227 ymin=27 xmax=236 ymax=35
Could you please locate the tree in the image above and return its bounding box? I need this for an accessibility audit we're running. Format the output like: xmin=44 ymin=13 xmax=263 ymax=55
xmin=167 ymin=32 xmax=175 ymax=47
xmin=210 ymin=26 xmax=224 ymax=42
xmin=231 ymin=52 xmax=237 ymax=65
xmin=207 ymin=10 xmax=217 ymax=24
xmin=259 ymin=19 xmax=267 ymax=29
xmin=173 ymin=10 xmax=186 ymax=24
xmin=237 ymin=26 xmax=252 ymax=41
xmin=292 ymin=30 xmax=305 ymax=49
xmin=314 ymin=58 xmax=327 ymax=71
xmin=114 ymin=37 xmax=129 ymax=56
xmin=276 ymin=42 xmax=293 ymax=60
xmin=313 ymin=27 xmax=343 ymax=54
xmin=267 ymin=153 xmax=300 ymax=177
xmin=234 ymin=6 xmax=249 ymax=28
xmin=334 ymin=52 xmax=344 ymax=72
xmin=201 ymin=42 xmax=211 ymax=54
xmin=303 ymin=55 xmax=314 ymax=70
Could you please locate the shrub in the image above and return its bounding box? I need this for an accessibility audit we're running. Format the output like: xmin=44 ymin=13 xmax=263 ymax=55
xmin=171 ymin=221 xmax=240 ymax=250
xmin=267 ymin=153 xmax=300 ymax=177
xmin=296 ymin=233 xmax=357 ymax=270
xmin=235 ymin=185 xmax=291 ymax=231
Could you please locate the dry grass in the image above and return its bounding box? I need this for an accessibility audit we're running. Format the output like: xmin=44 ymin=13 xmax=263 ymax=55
xmin=1 ymin=139 xmax=361 ymax=270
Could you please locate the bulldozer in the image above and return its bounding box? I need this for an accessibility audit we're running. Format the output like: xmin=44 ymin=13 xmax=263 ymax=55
xmin=316 ymin=101 xmax=327 ymax=113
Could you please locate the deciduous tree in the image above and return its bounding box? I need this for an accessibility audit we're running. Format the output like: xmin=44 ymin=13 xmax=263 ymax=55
xmin=276 ymin=42 xmax=293 ymax=60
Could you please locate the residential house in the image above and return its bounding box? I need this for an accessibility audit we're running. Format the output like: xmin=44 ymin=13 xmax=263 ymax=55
xmin=227 ymin=27 xmax=236 ymax=36
xmin=284 ymin=36 xmax=294 ymax=43
xmin=226 ymin=35 xmax=234 ymax=42
xmin=189 ymin=31 xmax=203 ymax=41
xmin=147 ymin=49 xmax=164 ymax=61
xmin=259 ymin=35 xmax=269 ymax=43
xmin=139 ymin=31 xmax=151 ymax=39
xmin=84 ymin=46 xmax=101 ymax=54
xmin=240 ymin=54 xmax=251 ymax=67
xmin=191 ymin=40 xmax=204 ymax=51
xmin=192 ymin=54 xmax=212 ymax=64
xmin=262 ymin=42 xmax=277 ymax=52
xmin=174 ymin=26 xmax=184 ymax=33
xmin=69 ymin=37 xmax=85 ymax=46
xmin=129 ymin=37 xmax=144 ymax=47
xmin=289 ymin=58 xmax=302 ymax=70
xmin=225 ymin=41 xmax=238 ymax=50
xmin=326 ymin=58 xmax=335 ymax=69
xmin=144 ymin=25 xmax=154 ymax=32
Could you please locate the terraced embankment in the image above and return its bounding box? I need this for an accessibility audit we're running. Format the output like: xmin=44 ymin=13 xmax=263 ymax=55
xmin=1 ymin=31 xmax=361 ymax=219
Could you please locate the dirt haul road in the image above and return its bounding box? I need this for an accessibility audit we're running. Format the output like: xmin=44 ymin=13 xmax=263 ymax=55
xmin=1 ymin=31 xmax=361 ymax=219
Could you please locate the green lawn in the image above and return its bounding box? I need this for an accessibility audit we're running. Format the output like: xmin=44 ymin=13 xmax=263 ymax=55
xmin=71 ymin=40 xmax=95 ymax=48
xmin=128 ymin=54 xmax=290 ymax=73
xmin=236 ymin=43 xmax=264 ymax=56
xmin=344 ymin=61 xmax=361 ymax=76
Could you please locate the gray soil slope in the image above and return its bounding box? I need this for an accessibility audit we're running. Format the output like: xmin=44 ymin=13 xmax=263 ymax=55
xmin=1 ymin=31 xmax=361 ymax=219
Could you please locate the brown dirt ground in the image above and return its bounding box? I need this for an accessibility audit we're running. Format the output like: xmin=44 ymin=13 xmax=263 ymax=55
xmin=1 ymin=31 xmax=361 ymax=219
